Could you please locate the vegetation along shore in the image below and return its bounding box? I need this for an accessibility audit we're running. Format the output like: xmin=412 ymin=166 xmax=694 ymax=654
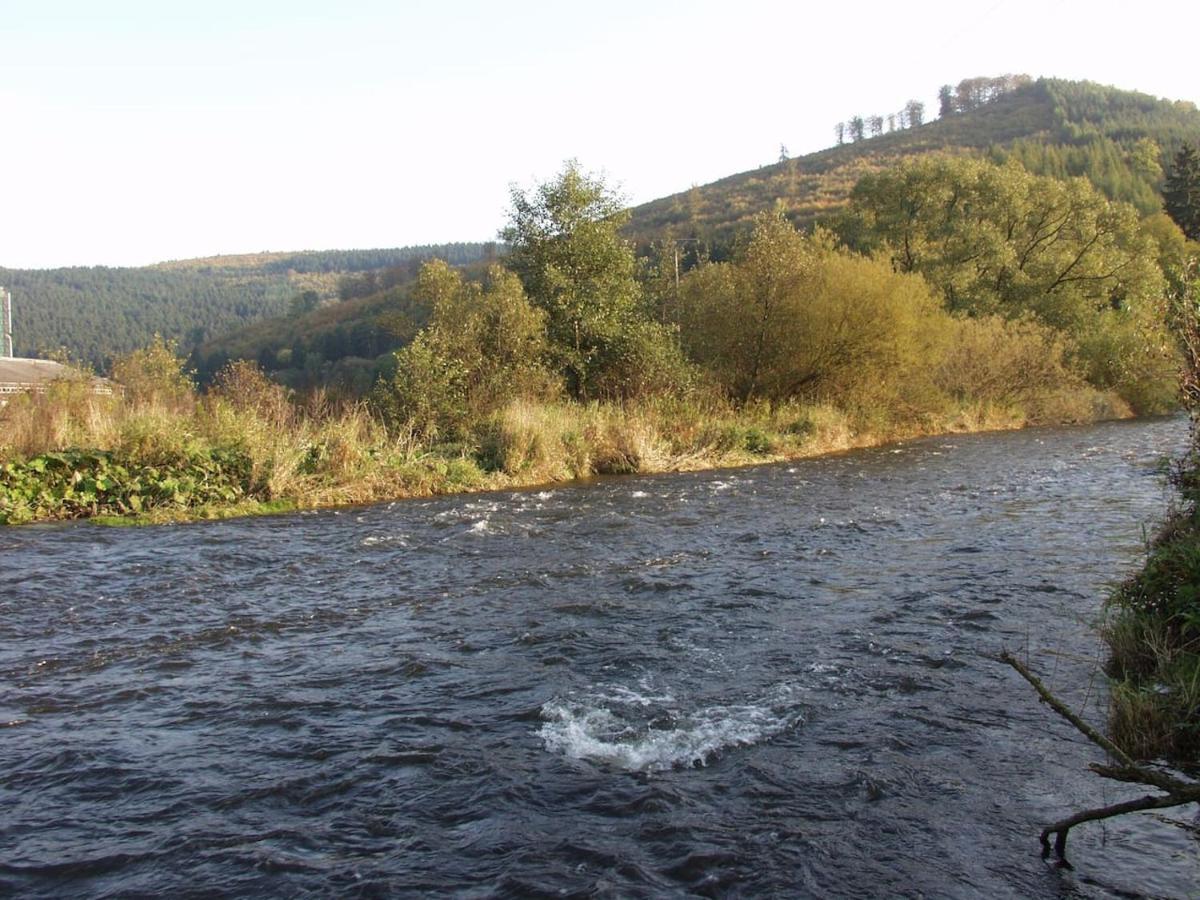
xmin=4 ymin=138 xmax=1194 ymax=526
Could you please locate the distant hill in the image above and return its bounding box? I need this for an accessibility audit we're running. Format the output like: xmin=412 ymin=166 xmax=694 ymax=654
xmin=0 ymin=243 xmax=495 ymax=368
xmin=624 ymin=77 xmax=1200 ymax=246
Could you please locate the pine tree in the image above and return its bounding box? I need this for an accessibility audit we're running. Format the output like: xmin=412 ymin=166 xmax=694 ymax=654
xmin=938 ymin=85 xmax=955 ymax=118
xmin=1164 ymin=143 xmax=1200 ymax=241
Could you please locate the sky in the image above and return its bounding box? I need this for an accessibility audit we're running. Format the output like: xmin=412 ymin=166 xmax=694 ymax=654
xmin=1 ymin=0 xmax=1197 ymax=269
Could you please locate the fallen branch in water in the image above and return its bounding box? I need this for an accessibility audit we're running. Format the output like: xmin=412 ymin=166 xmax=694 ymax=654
xmin=999 ymin=649 xmax=1200 ymax=868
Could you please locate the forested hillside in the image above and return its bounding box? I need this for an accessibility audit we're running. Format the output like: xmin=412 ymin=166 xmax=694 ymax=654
xmin=624 ymin=77 xmax=1200 ymax=246
xmin=0 ymin=243 xmax=494 ymax=367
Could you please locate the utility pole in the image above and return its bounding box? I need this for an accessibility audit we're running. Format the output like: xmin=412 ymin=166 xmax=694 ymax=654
xmin=667 ymin=239 xmax=703 ymax=329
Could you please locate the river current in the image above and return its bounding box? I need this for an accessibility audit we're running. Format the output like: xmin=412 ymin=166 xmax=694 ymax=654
xmin=2 ymin=418 xmax=1197 ymax=897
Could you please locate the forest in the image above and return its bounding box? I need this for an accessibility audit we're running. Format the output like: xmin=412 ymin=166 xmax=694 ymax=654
xmin=0 ymin=243 xmax=494 ymax=368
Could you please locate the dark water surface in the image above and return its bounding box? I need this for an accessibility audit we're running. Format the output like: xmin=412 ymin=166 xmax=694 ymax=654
xmin=3 ymin=418 xmax=1198 ymax=897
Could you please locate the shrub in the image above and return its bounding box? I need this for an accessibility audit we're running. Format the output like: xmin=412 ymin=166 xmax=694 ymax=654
xmin=211 ymin=359 xmax=294 ymax=424
xmin=680 ymin=213 xmax=947 ymax=408
xmin=110 ymin=335 xmax=195 ymax=410
xmin=372 ymin=333 xmax=469 ymax=442
xmin=935 ymin=314 xmax=1082 ymax=408
xmin=587 ymin=320 xmax=696 ymax=401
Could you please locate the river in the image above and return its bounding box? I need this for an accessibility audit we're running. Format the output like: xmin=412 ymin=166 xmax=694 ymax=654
xmin=2 ymin=417 xmax=1197 ymax=897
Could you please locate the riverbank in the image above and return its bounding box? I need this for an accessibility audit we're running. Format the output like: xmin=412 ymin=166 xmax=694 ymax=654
xmin=0 ymin=373 xmax=1132 ymax=526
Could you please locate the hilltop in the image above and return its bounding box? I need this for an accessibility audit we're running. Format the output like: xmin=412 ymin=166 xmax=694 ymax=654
xmin=624 ymin=77 xmax=1200 ymax=245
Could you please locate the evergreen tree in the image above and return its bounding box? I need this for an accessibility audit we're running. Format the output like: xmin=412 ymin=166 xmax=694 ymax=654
xmin=1164 ymin=143 xmax=1200 ymax=241
xmin=938 ymin=85 xmax=955 ymax=118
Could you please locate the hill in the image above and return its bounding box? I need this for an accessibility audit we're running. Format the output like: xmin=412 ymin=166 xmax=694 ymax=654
xmin=0 ymin=243 xmax=495 ymax=368
xmin=624 ymin=77 xmax=1200 ymax=246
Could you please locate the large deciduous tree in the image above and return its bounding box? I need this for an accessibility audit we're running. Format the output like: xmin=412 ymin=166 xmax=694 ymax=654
xmin=501 ymin=161 xmax=686 ymax=400
xmin=843 ymin=156 xmax=1163 ymax=325
xmin=679 ymin=210 xmax=945 ymax=405
xmin=841 ymin=156 xmax=1176 ymax=412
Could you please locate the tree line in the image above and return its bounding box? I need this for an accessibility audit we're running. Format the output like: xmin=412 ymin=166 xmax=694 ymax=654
xmin=369 ymin=154 xmax=1189 ymax=445
xmin=835 ymin=74 xmax=1032 ymax=146
xmin=835 ymin=100 xmax=926 ymax=144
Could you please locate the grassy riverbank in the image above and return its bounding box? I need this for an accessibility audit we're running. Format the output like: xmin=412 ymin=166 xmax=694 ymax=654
xmin=1103 ymin=269 xmax=1200 ymax=763
xmin=0 ymin=356 xmax=1131 ymax=527
xmin=1104 ymin=463 xmax=1200 ymax=760
xmin=5 ymin=157 xmax=1182 ymax=527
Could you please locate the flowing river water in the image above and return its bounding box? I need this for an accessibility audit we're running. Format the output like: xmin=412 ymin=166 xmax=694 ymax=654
xmin=2 ymin=417 xmax=1198 ymax=897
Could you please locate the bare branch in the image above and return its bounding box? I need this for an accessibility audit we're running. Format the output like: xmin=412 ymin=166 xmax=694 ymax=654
xmin=999 ymin=649 xmax=1135 ymax=767
xmin=1039 ymin=794 xmax=1195 ymax=868
xmin=1000 ymin=649 xmax=1200 ymax=866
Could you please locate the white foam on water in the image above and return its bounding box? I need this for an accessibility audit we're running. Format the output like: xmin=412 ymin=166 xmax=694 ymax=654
xmin=435 ymin=500 xmax=501 ymax=525
xmin=468 ymin=518 xmax=492 ymax=535
xmin=538 ymin=682 xmax=804 ymax=772
xmin=361 ymin=534 xmax=409 ymax=547
xmin=631 ymin=490 xmax=650 ymax=498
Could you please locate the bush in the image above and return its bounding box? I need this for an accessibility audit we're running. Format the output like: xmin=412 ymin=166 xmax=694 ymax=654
xmin=935 ymin=314 xmax=1082 ymax=408
xmin=373 ymin=262 xmax=561 ymax=440
xmin=110 ymin=335 xmax=195 ymax=410
xmin=587 ymin=320 xmax=696 ymax=401
xmin=680 ymin=213 xmax=947 ymax=408
xmin=1073 ymin=307 xmax=1179 ymax=415
xmin=212 ymin=359 xmax=294 ymax=423
xmin=372 ymin=333 xmax=469 ymax=441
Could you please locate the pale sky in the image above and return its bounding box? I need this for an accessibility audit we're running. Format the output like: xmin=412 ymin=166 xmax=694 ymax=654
xmin=1 ymin=0 xmax=1197 ymax=269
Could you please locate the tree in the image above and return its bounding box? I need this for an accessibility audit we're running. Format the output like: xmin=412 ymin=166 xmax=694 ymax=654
xmin=288 ymin=290 xmax=320 ymax=317
xmin=938 ymin=84 xmax=955 ymax=118
xmin=778 ymin=143 xmax=789 ymax=163
xmin=904 ymin=99 xmax=925 ymax=128
xmin=373 ymin=261 xmax=555 ymax=438
xmin=502 ymin=161 xmax=684 ymax=399
xmin=1164 ymin=143 xmax=1200 ymax=241
xmin=834 ymin=122 xmax=846 ymax=145
xmin=841 ymin=155 xmax=1175 ymax=411
xmin=868 ymin=115 xmax=883 ymax=138
xmin=848 ymin=115 xmax=865 ymax=142
xmin=110 ymin=335 xmax=195 ymax=409
xmin=1129 ymin=137 xmax=1163 ymax=183
xmin=679 ymin=210 xmax=945 ymax=404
